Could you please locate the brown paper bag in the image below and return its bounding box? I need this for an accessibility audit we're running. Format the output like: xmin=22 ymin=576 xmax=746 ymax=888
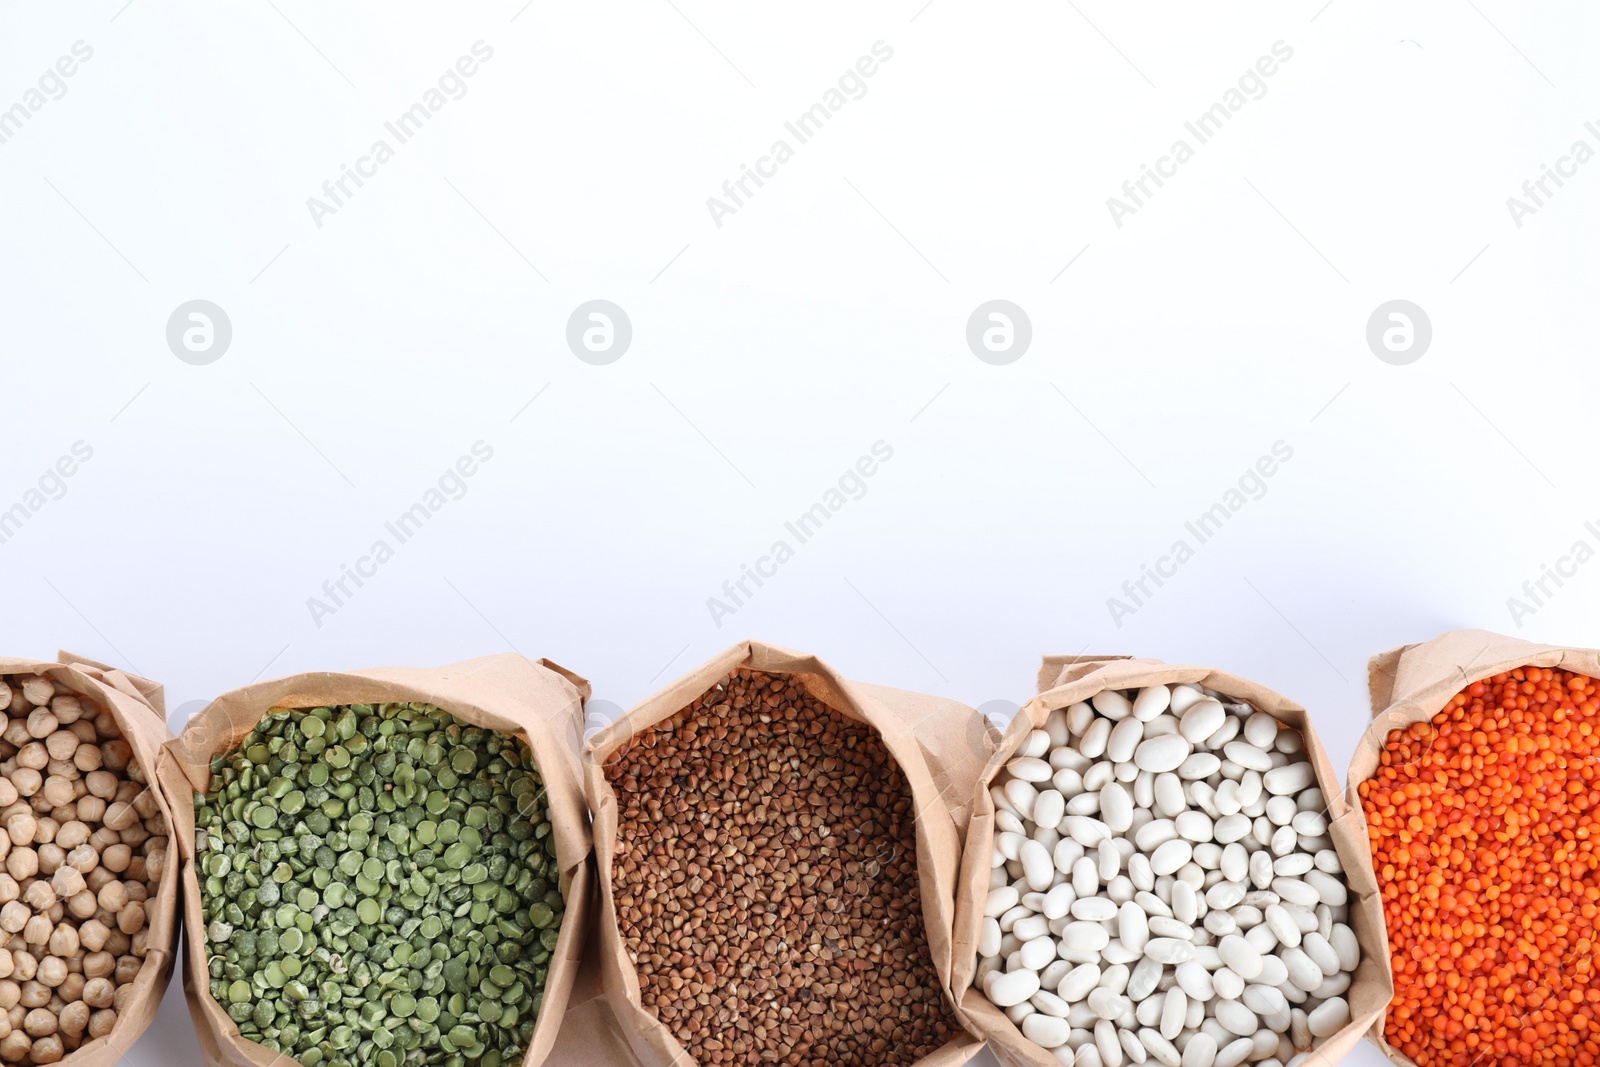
xmin=0 ymin=652 xmax=179 ymax=1067
xmin=157 ymin=653 xmax=592 ymax=1067
xmin=579 ymin=640 xmax=990 ymax=1067
xmin=951 ymin=655 xmax=1393 ymax=1067
xmin=1350 ymin=628 xmax=1600 ymax=1067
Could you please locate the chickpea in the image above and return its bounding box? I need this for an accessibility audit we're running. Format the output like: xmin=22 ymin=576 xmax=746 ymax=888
xmin=100 ymin=803 xmax=136 ymax=835
xmin=37 ymin=778 xmax=72 ymax=811
xmin=54 ymin=977 xmax=80 ymax=1006
xmin=74 ymin=923 xmax=106 ymax=956
xmin=18 ymin=681 xmax=52 ymax=709
xmin=22 ymin=713 xmax=54 ymax=743
xmin=113 ymin=903 xmax=143 ymax=938
xmin=34 ymin=844 xmax=61 ymax=877
xmin=7 ymin=957 xmax=32 ymax=985
xmin=3 ymin=851 xmax=35 ymax=884
xmin=2 ymin=819 xmax=32 ymax=854
xmin=46 ymin=870 xmax=80 ymax=904
xmin=98 ymin=743 xmax=131 ymax=775
xmin=110 ymin=956 xmax=140 ymax=987
xmin=19 ymin=884 xmax=52 ymax=914
xmin=55 ymin=1003 xmax=85 ymax=1039
xmin=28 ymin=1034 xmax=60 ymax=1063
xmin=93 ymin=884 xmax=126 ymax=916
xmin=81 ymin=775 xmax=114 ymax=804
xmin=86 ymin=1009 xmax=114 ymax=1040
xmin=47 ymin=699 xmax=79 ymax=728
xmin=33 ymin=960 xmax=64 ymax=990
xmin=39 ymin=736 xmax=74 ymax=765
xmin=79 ymin=955 xmax=110 ymax=982
xmin=20 ymin=918 xmax=49 ymax=948
xmin=70 ymin=798 xmax=102 ymax=826
xmin=0 ymin=982 xmax=18 ymax=1010
xmin=12 ymin=749 xmax=44 ymax=776
xmin=0 ymin=1029 xmax=29 ymax=1062
xmin=78 ymin=980 xmax=111 ymax=1011
xmin=65 ymin=847 xmax=95 ymax=877
xmin=49 ymin=826 xmax=84 ymax=855
xmin=63 ymin=894 xmax=93 ymax=922
xmin=101 ymin=931 xmax=128 ymax=958
xmin=0 ymin=907 xmax=25 ymax=938
xmin=18 ymin=985 xmax=48 ymax=1013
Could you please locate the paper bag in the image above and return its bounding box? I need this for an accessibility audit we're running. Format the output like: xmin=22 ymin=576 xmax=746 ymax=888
xmin=951 ymin=655 xmax=1392 ymax=1067
xmin=157 ymin=654 xmax=592 ymax=1067
xmin=579 ymin=640 xmax=989 ymax=1067
xmin=0 ymin=652 xmax=178 ymax=1067
xmin=1351 ymin=629 xmax=1600 ymax=1067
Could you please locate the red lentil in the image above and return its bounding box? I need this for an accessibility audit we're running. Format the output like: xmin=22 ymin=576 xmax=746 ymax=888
xmin=1359 ymin=666 xmax=1600 ymax=1067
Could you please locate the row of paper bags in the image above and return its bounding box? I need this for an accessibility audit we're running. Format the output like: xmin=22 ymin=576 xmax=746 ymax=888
xmin=21 ymin=628 xmax=1597 ymax=1067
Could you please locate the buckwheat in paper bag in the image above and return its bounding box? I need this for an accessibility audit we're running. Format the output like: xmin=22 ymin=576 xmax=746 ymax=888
xmin=580 ymin=640 xmax=988 ymax=1067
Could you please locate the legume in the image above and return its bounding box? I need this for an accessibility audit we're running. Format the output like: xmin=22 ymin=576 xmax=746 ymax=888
xmin=978 ymin=683 xmax=1359 ymax=1067
xmin=605 ymin=668 xmax=961 ymax=1066
xmin=197 ymin=701 xmax=564 ymax=1067
xmin=0 ymin=674 xmax=168 ymax=1064
xmin=1359 ymin=666 xmax=1600 ymax=1067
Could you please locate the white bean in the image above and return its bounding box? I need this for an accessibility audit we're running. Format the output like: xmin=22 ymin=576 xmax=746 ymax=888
xmin=1179 ymin=1032 xmax=1216 ymax=1067
xmin=979 ymin=685 xmax=1357 ymax=1059
xmin=1117 ymin=900 xmax=1148 ymax=955
xmin=1223 ymin=741 xmax=1272 ymax=773
xmin=1134 ymin=735 xmax=1191 ymax=774
xmin=1217 ymin=935 xmax=1263 ymax=980
xmin=1149 ymin=839 xmax=1192 ymax=876
xmin=1139 ymin=1028 xmax=1180 ymax=1067
xmin=1093 ymin=690 xmax=1134 ymax=721
xmin=1214 ymin=1001 xmax=1257 ymax=1037
xmin=1101 ymin=783 xmax=1135 ymax=834
xmin=1262 ymin=762 xmax=1315 ymax=795
xmin=1072 ymin=897 xmax=1118 ymax=923
xmin=1213 ymin=1038 xmax=1253 ymax=1067
xmin=1024 ymin=1012 xmax=1073 ymax=1048
xmin=1143 ymin=938 xmax=1194 ymax=965
xmin=989 ymin=968 xmax=1042 ymax=1007
xmin=1307 ymin=997 xmax=1350 ymax=1037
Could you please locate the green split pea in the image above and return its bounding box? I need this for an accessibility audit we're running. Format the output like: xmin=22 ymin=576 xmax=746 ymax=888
xmin=197 ymin=700 xmax=564 ymax=1067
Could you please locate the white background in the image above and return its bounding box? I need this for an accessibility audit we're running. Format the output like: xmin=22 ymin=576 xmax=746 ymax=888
xmin=2 ymin=2 xmax=1598 ymax=1064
